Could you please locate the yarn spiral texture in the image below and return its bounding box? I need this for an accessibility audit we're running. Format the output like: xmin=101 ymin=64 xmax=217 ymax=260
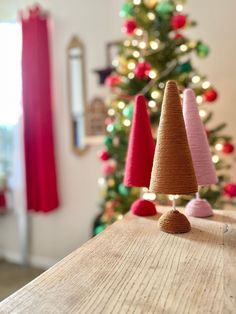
xmin=124 ymin=94 xmax=155 ymax=188
xmin=185 ymin=198 xmax=213 ymax=217
xmin=159 ymin=210 xmax=191 ymax=233
xmin=183 ymin=89 xmax=218 ymax=186
xmin=149 ymin=81 xmax=198 ymax=195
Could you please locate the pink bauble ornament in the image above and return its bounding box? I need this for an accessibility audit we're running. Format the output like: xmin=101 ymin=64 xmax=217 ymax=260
xmin=123 ymin=19 xmax=137 ymax=35
xmin=134 ymin=62 xmax=151 ymax=79
xmin=102 ymin=160 xmax=117 ymax=175
xmin=171 ymin=14 xmax=187 ymax=30
xmin=224 ymin=183 xmax=236 ymax=198
xmin=131 ymin=199 xmax=157 ymax=216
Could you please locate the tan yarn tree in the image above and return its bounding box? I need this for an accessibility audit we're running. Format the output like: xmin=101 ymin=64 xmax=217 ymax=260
xmin=149 ymin=80 xmax=198 ymax=234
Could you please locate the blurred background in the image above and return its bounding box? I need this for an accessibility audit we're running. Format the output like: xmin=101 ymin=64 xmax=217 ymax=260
xmin=0 ymin=0 xmax=235 ymax=300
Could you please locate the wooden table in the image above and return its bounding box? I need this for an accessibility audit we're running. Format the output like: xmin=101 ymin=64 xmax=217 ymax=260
xmin=0 ymin=207 xmax=236 ymax=314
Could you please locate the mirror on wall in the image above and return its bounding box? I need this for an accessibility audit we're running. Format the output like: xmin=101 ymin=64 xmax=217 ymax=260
xmin=67 ymin=36 xmax=87 ymax=154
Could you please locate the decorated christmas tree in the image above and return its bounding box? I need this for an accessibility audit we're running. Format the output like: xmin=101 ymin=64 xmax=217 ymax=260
xmin=94 ymin=0 xmax=236 ymax=235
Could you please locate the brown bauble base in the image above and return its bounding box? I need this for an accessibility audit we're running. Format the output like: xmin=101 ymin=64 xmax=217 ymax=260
xmin=159 ymin=210 xmax=191 ymax=234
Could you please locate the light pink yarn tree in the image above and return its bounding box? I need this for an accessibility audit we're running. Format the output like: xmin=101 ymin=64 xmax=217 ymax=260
xmin=183 ymin=88 xmax=218 ymax=217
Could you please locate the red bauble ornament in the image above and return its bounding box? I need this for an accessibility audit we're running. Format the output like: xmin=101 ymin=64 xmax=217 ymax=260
xmin=134 ymin=62 xmax=151 ymax=79
xmin=224 ymin=183 xmax=236 ymax=198
xmin=105 ymin=75 xmax=122 ymax=88
xmin=123 ymin=19 xmax=137 ymax=35
xmin=175 ymin=32 xmax=184 ymax=39
xmin=99 ymin=149 xmax=110 ymax=161
xmin=130 ymin=199 xmax=157 ymax=217
xmin=222 ymin=143 xmax=234 ymax=154
xmin=171 ymin=14 xmax=187 ymax=30
xmin=203 ymin=89 xmax=218 ymax=102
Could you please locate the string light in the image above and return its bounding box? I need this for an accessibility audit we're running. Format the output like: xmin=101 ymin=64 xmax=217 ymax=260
xmin=212 ymin=155 xmax=220 ymax=163
xmin=133 ymin=0 xmax=141 ymax=4
xmin=202 ymin=81 xmax=211 ymax=89
xmin=112 ymin=59 xmax=119 ymax=67
xmin=148 ymin=100 xmax=156 ymax=108
xmin=128 ymin=72 xmax=135 ymax=79
xmin=108 ymin=108 xmax=115 ymax=116
xmin=147 ymin=12 xmax=155 ymax=21
xmin=124 ymin=40 xmax=131 ymax=47
xmin=199 ymin=109 xmax=207 ymax=118
xmin=118 ymin=101 xmax=125 ymax=109
xmin=123 ymin=119 xmax=131 ymax=127
xmin=139 ymin=41 xmax=147 ymax=49
xmin=215 ymin=143 xmax=223 ymax=151
xmin=176 ymin=4 xmax=183 ymax=12
xmin=132 ymin=39 xmax=138 ymax=47
xmin=107 ymin=124 xmax=114 ymax=132
xmin=192 ymin=75 xmax=201 ymax=84
xmin=135 ymin=28 xmax=143 ymax=36
xmin=143 ymin=192 xmax=156 ymax=201
xmin=196 ymin=95 xmax=203 ymax=104
xmin=133 ymin=51 xmax=140 ymax=58
xmin=180 ymin=44 xmax=188 ymax=52
xmin=98 ymin=177 xmax=106 ymax=187
xmin=150 ymin=40 xmax=159 ymax=50
xmin=151 ymin=90 xmax=160 ymax=99
xmin=117 ymin=214 xmax=123 ymax=220
xmin=159 ymin=82 xmax=165 ymax=89
xmin=128 ymin=61 xmax=136 ymax=70
xmin=168 ymin=195 xmax=180 ymax=200
xmin=149 ymin=70 xmax=157 ymax=79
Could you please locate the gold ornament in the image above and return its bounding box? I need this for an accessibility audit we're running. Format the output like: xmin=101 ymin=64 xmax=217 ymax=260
xmin=117 ymin=56 xmax=129 ymax=75
xmin=144 ymin=0 xmax=158 ymax=9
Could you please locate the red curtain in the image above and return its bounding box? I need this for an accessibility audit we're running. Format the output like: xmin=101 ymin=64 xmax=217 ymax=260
xmin=21 ymin=6 xmax=59 ymax=213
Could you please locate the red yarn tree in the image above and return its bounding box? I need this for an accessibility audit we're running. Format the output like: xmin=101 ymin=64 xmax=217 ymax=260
xmin=124 ymin=94 xmax=156 ymax=216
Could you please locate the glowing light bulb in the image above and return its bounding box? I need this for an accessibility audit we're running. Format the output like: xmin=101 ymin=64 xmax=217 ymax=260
xmin=192 ymin=75 xmax=201 ymax=84
xmin=135 ymin=28 xmax=143 ymax=36
xmin=128 ymin=61 xmax=136 ymax=70
xmin=148 ymin=100 xmax=156 ymax=108
xmin=199 ymin=109 xmax=207 ymax=118
xmin=149 ymin=70 xmax=157 ymax=79
xmin=151 ymin=90 xmax=160 ymax=99
xmin=112 ymin=59 xmax=119 ymax=67
xmin=132 ymin=39 xmax=138 ymax=46
xmin=124 ymin=40 xmax=130 ymax=47
xmin=147 ymin=12 xmax=155 ymax=21
xmin=123 ymin=119 xmax=131 ymax=127
xmin=180 ymin=44 xmax=188 ymax=52
xmin=159 ymin=82 xmax=165 ymax=89
xmin=128 ymin=72 xmax=135 ymax=79
xmin=215 ymin=143 xmax=223 ymax=151
xmin=202 ymin=81 xmax=211 ymax=89
xmin=196 ymin=95 xmax=203 ymax=104
xmin=139 ymin=41 xmax=147 ymax=49
xmin=143 ymin=192 xmax=156 ymax=201
xmin=133 ymin=0 xmax=141 ymax=4
xmin=117 ymin=214 xmax=123 ymax=220
xmin=150 ymin=40 xmax=159 ymax=50
xmin=133 ymin=51 xmax=140 ymax=58
xmin=98 ymin=177 xmax=106 ymax=187
xmin=176 ymin=4 xmax=183 ymax=12
xmin=212 ymin=155 xmax=220 ymax=163
xmin=118 ymin=101 xmax=125 ymax=109
xmin=108 ymin=108 xmax=115 ymax=116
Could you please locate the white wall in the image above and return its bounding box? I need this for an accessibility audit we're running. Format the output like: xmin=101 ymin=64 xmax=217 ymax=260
xmin=0 ymin=0 xmax=236 ymax=268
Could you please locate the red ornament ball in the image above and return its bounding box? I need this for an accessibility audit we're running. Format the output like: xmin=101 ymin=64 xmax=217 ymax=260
xmin=175 ymin=32 xmax=184 ymax=39
xmin=102 ymin=160 xmax=117 ymax=176
xmin=123 ymin=19 xmax=137 ymax=35
xmin=130 ymin=199 xmax=157 ymax=216
xmin=171 ymin=14 xmax=187 ymax=30
xmin=222 ymin=143 xmax=234 ymax=154
xmin=105 ymin=75 xmax=122 ymax=88
xmin=134 ymin=62 xmax=151 ymax=79
xmin=99 ymin=149 xmax=110 ymax=161
xmin=224 ymin=183 xmax=236 ymax=198
xmin=203 ymin=89 xmax=218 ymax=102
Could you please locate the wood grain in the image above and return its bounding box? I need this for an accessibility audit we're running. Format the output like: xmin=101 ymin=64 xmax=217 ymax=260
xmin=0 ymin=207 xmax=235 ymax=314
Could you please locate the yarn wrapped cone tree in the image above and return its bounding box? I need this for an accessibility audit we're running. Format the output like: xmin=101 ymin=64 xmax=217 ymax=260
xmin=124 ymin=94 xmax=156 ymax=216
xmin=183 ymin=89 xmax=218 ymax=217
xmin=149 ymin=81 xmax=198 ymax=233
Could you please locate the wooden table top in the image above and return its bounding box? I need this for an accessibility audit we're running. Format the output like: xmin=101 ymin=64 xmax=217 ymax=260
xmin=0 ymin=207 xmax=235 ymax=314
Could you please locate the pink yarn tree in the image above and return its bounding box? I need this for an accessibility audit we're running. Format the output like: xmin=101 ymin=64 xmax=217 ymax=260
xmin=124 ymin=94 xmax=156 ymax=216
xmin=183 ymin=88 xmax=218 ymax=217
